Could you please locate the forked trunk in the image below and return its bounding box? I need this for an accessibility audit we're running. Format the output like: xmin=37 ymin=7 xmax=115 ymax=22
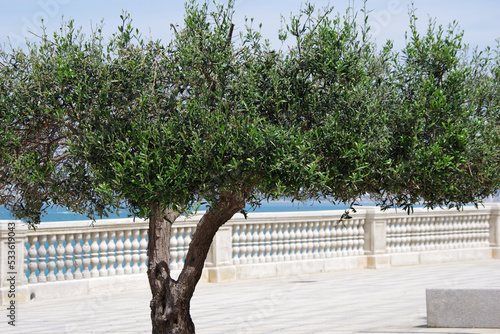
xmin=148 ymin=205 xmax=192 ymax=333
xmin=147 ymin=192 xmax=246 ymax=333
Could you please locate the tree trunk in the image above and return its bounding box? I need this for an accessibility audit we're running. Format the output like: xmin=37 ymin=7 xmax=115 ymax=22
xmin=148 ymin=205 xmax=191 ymax=334
xmin=147 ymin=191 xmax=246 ymax=334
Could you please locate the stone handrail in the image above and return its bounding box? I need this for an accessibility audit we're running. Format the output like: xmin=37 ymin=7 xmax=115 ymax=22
xmin=1 ymin=205 xmax=499 ymax=304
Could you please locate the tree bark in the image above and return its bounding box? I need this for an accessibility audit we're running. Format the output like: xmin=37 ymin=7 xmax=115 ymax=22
xmin=148 ymin=205 xmax=190 ymax=334
xmin=147 ymin=191 xmax=246 ymax=334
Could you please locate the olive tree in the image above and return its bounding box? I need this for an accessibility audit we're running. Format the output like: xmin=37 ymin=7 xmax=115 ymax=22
xmin=1 ymin=1 xmax=499 ymax=333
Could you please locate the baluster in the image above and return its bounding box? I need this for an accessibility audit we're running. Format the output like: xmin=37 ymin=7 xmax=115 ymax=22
xmin=249 ymin=224 xmax=258 ymax=264
xmin=258 ymin=224 xmax=266 ymax=263
xmin=90 ymin=232 xmax=100 ymax=278
xmin=332 ymin=223 xmax=340 ymax=257
xmin=318 ymin=222 xmax=326 ymax=258
xmin=276 ymin=223 xmax=284 ymax=262
xmin=81 ymin=233 xmax=91 ymax=278
xmin=444 ymin=216 xmax=452 ymax=248
xmin=307 ymin=222 xmax=314 ymax=259
xmin=131 ymin=230 xmax=141 ymax=274
xmin=264 ymin=224 xmax=272 ymax=263
xmin=55 ymin=235 xmax=66 ymax=281
xmin=358 ymin=219 xmax=366 ymax=255
xmin=446 ymin=216 xmax=453 ymax=248
xmin=73 ymin=233 xmax=83 ymax=279
xmin=283 ymin=223 xmax=291 ymax=261
xmin=247 ymin=224 xmax=257 ymax=263
xmin=108 ymin=231 xmax=116 ymax=276
xmin=429 ymin=217 xmax=437 ymax=250
xmin=419 ymin=217 xmax=427 ymax=251
xmin=46 ymin=235 xmax=57 ymax=282
xmin=232 ymin=224 xmax=240 ymax=265
xmin=393 ymin=219 xmax=400 ymax=252
xmin=139 ymin=229 xmax=148 ymax=273
xmin=472 ymin=215 xmax=480 ymax=247
xmin=238 ymin=224 xmax=247 ymax=265
xmin=313 ymin=222 xmax=321 ymax=259
xmin=346 ymin=220 xmax=354 ymax=256
xmin=177 ymin=228 xmax=186 ymax=269
xmin=244 ymin=224 xmax=253 ymax=263
xmin=123 ymin=230 xmax=133 ymax=274
xmin=37 ymin=235 xmax=47 ymax=282
xmin=27 ymin=236 xmax=38 ymax=284
xmin=402 ymin=219 xmax=410 ymax=252
xmin=482 ymin=216 xmax=490 ymax=247
xmin=170 ymin=229 xmax=178 ymax=270
xmin=299 ymin=222 xmax=307 ymax=259
xmin=290 ymin=222 xmax=302 ymax=261
xmin=459 ymin=216 xmax=466 ymax=246
xmin=466 ymin=216 xmax=474 ymax=247
xmin=386 ymin=219 xmax=393 ymax=253
xmin=397 ymin=218 xmax=409 ymax=253
xmin=412 ymin=218 xmax=421 ymax=252
xmin=324 ymin=221 xmax=333 ymax=258
xmin=458 ymin=216 xmax=465 ymax=247
xmin=350 ymin=220 xmax=358 ymax=256
xmin=341 ymin=223 xmax=349 ymax=257
xmin=99 ymin=232 xmax=109 ymax=277
xmin=434 ymin=217 xmax=443 ymax=249
xmin=394 ymin=219 xmax=402 ymax=253
xmin=64 ymin=234 xmax=74 ymax=280
xmin=248 ymin=224 xmax=257 ymax=263
xmin=451 ymin=216 xmax=459 ymax=248
xmin=115 ymin=231 xmax=125 ymax=275
xmin=184 ymin=227 xmax=192 ymax=266
xmin=294 ymin=222 xmax=303 ymax=260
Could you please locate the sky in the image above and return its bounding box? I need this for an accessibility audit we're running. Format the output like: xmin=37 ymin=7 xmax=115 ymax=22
xmin=0 ymin=0 xmax=499 ymax=53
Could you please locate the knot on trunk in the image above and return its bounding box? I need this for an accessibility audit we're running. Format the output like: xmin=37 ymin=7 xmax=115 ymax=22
xmin=155 ymin=260 xmax=170 ymax=280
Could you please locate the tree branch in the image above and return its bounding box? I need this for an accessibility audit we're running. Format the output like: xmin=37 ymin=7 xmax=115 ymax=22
xmin=51 ymin=151 xmax=70 ymax=163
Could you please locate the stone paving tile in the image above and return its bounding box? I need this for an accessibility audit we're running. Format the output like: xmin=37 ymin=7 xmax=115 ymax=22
xmin=1 ymin=260 xmax=500 ymax=333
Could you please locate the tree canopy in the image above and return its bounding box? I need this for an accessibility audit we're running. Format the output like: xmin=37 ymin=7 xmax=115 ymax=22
xmin=1 ymin=2 xmax=499 ymax=224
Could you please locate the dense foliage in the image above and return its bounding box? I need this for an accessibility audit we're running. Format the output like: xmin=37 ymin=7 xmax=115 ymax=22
xmin=1 ymin=1 xmax=499 ymax=332
xmin=1 ymin=3 xmax=499 ymax=225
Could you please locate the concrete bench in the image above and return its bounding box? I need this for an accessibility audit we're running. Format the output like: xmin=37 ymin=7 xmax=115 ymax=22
xmin=426 ymin=289 xmax=500 ymax=328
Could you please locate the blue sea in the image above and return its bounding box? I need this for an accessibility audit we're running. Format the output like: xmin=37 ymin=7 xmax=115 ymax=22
xmin=0 ymin=201 xmax=371 ymax=222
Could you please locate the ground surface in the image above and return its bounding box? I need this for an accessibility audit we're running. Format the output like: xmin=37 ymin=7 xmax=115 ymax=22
xmin=2 ymin=259 xmax=500 ymax=334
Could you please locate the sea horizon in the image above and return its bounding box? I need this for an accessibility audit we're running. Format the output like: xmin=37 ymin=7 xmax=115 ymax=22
xmin=0 ymin=200 xmax=373 ymax=223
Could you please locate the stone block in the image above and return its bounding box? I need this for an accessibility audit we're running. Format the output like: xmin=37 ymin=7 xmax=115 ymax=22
xmin=207 ymin=266 xmax=236 ymax=283
xmin=389 ymin=252 xmax=420 ymax=267
xmin=323 ymin=256 xmax=367 ymax=272
xmin=236 ymin=263 xmax=277 ymax=280
xmin=275 ymin=260 xmax=324 ymax=277
xmin=426 ymin=288 xmax=500 ymax=328
xmin=367 ymin=254 xmax=390 ymax=269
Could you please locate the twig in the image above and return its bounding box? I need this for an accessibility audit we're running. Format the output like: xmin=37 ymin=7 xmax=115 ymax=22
xmin=28 ymin=30 xmax=55 ymax=45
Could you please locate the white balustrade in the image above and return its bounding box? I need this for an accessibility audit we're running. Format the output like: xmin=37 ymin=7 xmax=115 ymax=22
xmin=2 ymin=206 xmax=497 ymax=294
xmin=386 ymin=211 xmax=491 ymax=254
xmin=230 ymin=215 xmax=366 ymax=264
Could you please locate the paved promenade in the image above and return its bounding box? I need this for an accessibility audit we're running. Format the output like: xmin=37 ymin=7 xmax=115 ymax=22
xmin=2 ymin=259 xmax=500 ymax=334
